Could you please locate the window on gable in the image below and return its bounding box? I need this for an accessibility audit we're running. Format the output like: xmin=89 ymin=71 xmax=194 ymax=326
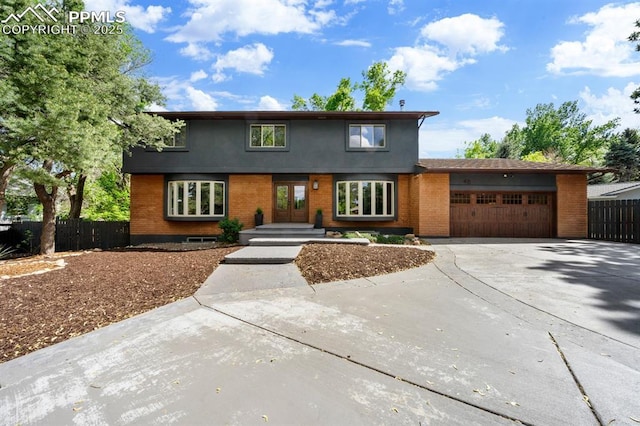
xmin=167 ymin=180 xmax=225 ymax=218
xmin=336 ymin=180 xmax=394 ymax=218
xmin=250 ymin=124 xmax=286 ymax=148
xmin=349 ymin=124 xmax=385 ymax=148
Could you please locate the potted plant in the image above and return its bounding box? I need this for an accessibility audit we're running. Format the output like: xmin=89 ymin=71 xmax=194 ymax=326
xmin=254 ymin=207 xmax=264 ymax=226
xmin=314 ymin=208 xmax=323 ymax=229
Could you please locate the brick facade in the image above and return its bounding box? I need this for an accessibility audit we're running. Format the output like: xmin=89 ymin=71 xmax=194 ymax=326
xmin=130 ymin=171 xmax=590 ymax=242
xmin=130 ymin=174 xmax=220 ymax=238
xmin=556 ymin=174 xmax=588 ymax=238
xmin=228 ymin=175 xmax=272 ymax=228
xmin=307 ymin=174 xmax=413 ymax=230
xmin=410 ymin=173 xmax=450 ymax=237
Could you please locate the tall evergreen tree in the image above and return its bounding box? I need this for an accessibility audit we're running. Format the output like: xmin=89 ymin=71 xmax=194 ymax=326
xmin=0 ymin=0 xmax=181 ymax=254
xmin=605 ymin=128 xmax=640 ymax=181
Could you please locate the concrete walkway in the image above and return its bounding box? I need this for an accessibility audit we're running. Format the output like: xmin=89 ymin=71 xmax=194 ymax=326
xmin=0 ymin=240 xmax=638 ymax=425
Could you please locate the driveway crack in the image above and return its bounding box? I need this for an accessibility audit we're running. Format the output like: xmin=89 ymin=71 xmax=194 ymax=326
xmin=193 ymin=296 xmax=534 ymax=425
xmin=548 ymin=332 xmax=604 ymax=426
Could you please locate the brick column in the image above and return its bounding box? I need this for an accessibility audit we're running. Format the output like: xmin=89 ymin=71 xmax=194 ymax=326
xmin=411 ymin=173 xmax=450 ymax=237
xmin=556 ymin=174 xmax=588 ymax=238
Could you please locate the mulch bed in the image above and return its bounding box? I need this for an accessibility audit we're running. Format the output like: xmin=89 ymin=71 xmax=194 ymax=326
xmin=295 ymin=243 xmax=435 ymax=284
xmin=1 ymin=243 xmax=435 ymax=363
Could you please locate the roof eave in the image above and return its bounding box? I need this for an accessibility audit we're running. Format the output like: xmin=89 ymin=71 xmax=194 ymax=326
xmin=145 ymin=110 xmax=440 ymax=121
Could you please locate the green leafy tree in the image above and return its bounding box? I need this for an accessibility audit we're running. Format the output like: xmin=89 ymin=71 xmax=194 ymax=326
xmin=521 ymin=101 xmax=618 ymax=165
xmin=605 ymin=128 xmax=640 ymax=181
xmin=0 ymin=0 xmax=181 ymax=254
xmin=358 ymin=62 xmax=406 ymax=111
xmin=82 ymin=170 xmax=131 ymax=221
xmin=462 ymin=134 xmax=499 ymax=158
xmin=292 ymin=61 xmax=406 ymax=111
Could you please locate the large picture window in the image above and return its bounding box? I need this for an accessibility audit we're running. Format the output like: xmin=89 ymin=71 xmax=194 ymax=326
xmin=349 ymin=124 xmax=385 ymax=148
xmin=250 ymin=124 xmax=286 ymax=147
xmin=336 ymin=180 xmax=394 ymax=218
xmin=167 ymin=180 xmax=225 ymax=217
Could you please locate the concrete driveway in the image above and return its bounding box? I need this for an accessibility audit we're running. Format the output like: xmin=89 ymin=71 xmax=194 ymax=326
xmin=0 ymin=239 xmax=638 ymax=425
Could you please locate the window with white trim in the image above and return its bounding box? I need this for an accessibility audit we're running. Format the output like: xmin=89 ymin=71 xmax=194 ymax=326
xmin=165 ymin=125 xmax=187 ymax=148
xmin=250 ymin=124 xmax=286 ymax=147
xmin=167 ymin=181 xmax=225 ymax=217
xmin=349 ymin=124 xmax=385 ymax=148
xmin=336 ymin=180 xmax=394 ymax=217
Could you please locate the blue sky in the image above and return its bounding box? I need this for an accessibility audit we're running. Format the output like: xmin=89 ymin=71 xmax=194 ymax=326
xmin=82 ymin=0 xmax=640 ymax=158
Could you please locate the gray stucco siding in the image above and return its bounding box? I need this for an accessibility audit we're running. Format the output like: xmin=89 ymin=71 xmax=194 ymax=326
xmin=123 ymin=118 xmax=419 ymax=174
xmin=450 ymin=173 xmax=557 ymax=192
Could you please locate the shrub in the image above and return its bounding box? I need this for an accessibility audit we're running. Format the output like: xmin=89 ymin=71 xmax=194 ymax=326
xmin=218 ymin=217 xmax=243 ymax=243
xmin=375 ymin=234 xmax=405 ymax=244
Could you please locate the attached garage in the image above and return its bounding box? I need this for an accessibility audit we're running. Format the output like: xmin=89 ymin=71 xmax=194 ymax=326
xmin=416 ymin=159 xmax=599 ymax=239
xmin=449 ymin=191 xmax=554 ymax=237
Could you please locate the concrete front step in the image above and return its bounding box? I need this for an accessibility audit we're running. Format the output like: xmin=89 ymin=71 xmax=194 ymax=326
xmin=224 ymin=246 xmax=303 ymax=264
xmin=249 ymin=237 xmax=371 ymax=246
xmin=239 ymin=224 xmax=325 ymax=245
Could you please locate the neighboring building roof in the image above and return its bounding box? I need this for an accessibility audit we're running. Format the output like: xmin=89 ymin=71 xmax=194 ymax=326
xmin=417 ymin=158 xmax=604 ymax=174
xmin=148 ymin=110 xmax=440 ymax=121
xmin=587 ymin=182 xmax=640 ymax=199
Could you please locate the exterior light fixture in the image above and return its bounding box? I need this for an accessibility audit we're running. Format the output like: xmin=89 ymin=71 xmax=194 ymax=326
xmin=312 ymin=180 xmax=319 ymax=190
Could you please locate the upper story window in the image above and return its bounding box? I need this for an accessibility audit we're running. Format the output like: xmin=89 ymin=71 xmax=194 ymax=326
xmin=250 ymin=124 xmax=286 ymax=148
xmin=349 ymin=124 xmax=386 ymax=149
xmin=164 ymin=124 xmax=187 ymax=148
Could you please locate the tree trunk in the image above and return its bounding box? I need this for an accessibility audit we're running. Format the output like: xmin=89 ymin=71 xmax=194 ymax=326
xmin=34 ymin=160 xmax=58 ymax=256
xmin=0 ymin=162 xmax=16 ymax=217
xmin=67 ymin=173 xmax=87 ymax=219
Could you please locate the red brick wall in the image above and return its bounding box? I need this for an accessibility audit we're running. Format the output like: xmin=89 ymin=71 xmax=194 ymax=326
xmin=131 ymin=173 xmax=420 ymax=237
xmin=228 ymin=175 xmax=272 ymax=227
xmin=410 ymin=173 xmax=450 ymax=236
xmin=130 ymin=175 xmax=220 ymax=236
xmin=308 ymin=174 xmax=414 ymax=230
xmin=556 ymin=174 xmax=588 ymax=238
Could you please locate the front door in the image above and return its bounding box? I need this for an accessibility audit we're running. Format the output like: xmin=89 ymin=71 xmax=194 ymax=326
xmin=273 ymin=182 xmax=308 ymax=222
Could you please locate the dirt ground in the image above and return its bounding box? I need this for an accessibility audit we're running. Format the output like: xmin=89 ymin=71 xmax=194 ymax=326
xmin=1 ymin=243 xmax=434 ymax=363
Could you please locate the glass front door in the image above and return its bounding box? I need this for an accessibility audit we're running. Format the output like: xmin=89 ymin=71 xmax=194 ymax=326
xmin=273 ymin=182 xmax=308 ymax=222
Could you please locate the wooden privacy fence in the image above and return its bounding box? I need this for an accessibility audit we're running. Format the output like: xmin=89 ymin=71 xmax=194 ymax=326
xmin=588 ymin=200 xmax=640 ymax=244
xmin=11 ymin=219 xmax=130 ymax=253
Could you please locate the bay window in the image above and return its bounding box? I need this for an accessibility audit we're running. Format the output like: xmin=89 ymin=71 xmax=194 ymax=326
xmin=167 ymin=180 xmax=225 ymax=218
xmin=336 ymin=180 xmax=394 ymax=218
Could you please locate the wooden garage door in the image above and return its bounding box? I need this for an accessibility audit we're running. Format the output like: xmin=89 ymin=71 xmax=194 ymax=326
xmin=450 ymin=192 xmax=554 ymax=237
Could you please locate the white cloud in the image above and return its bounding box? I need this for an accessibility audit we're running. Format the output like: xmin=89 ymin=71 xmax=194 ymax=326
xmin=388 ymin=44 xmax=463 ymax=92
xmin=420 ymin=116 xmax=518 ymax=158
xmin=388 ymin=14 xmax=508 ymax=92
xmin=580 ymin=82 xmax=639 ymax=129
xmin=212 ymin=43 xmax=274 ymax=82
xmin=421 ymin=13 xmax=507 ymax=56
xmin=388 ymin=0 xmax=404 ymax=15
xmin=153 ymin=77 xmax=219 ymax=111
xmin=189 ymin=70 xmax=208 ymax=82
xmin=166 ymin=0 xmax=334 ymax=44
xmin=335 ymin=39 xmax=371 ymax=47
xmin=179 ymin=43 xmax=213 ymax=60
xmin=185 ymin=87 xmax=219 ymax=111
xmin=547 ymin=3 xmax=640 ymax=77
xmin=257 ymin=95 xmax=285 ymax=110
xmin=84 ymin=0 xmax=170 ymax=33
xmin=145 ymin=103 xmax=167 ymax=112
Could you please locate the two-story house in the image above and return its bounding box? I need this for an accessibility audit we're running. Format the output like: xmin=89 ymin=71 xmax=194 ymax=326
xmin=123 ymin=111 xmax=595 ymax=244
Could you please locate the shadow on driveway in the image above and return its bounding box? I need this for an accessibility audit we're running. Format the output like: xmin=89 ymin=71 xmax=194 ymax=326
xmin=533 ymin=240 xmax=640 ymax=339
